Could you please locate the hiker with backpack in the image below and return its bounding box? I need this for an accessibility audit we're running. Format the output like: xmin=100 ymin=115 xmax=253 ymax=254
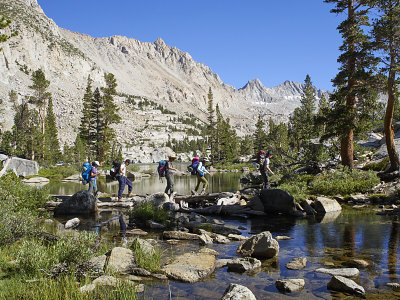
xmin=164 ymin=154 xmax=179 ymax=196
xmin=88 ymin=161 xmax=100 ymax=196
xmin=118 ymin=159 xmax=134 ymax=202
xmin=190 ymin=156 xmax=210 ymax=195
xmin=260 ymin=150 xmax=274 ymax=189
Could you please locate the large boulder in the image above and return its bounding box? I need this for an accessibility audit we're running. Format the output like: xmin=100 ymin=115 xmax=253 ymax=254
xmin=221 ymin=283 xmax=257 ymax=300
xmin=146 ymin=192 xmax=171 ymax=208
xmin=313 ymin=197 xmax=342 ymax=214
xmin=237 ymin=231 xmax=279 ymax=259
xmin=53 ymin=190 xmax=97 ymax=216
xmin=259 ymin=189 xmax=296 ymax=214
xmin=161 ymin=250 xmax=216 ymax=283
xmin=107 ymin=247 xmax=136 ymax=274
xmin=0 ymin=156 xmax=39 ymax=177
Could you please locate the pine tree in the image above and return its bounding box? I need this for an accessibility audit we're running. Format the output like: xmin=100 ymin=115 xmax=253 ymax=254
xmin=98 ymin=73 xmax=121 ymax=163
xmin=79 ymin=76 xmax=93 ymax=144
xmin=324 ymin=0 xmax=378 ymax=169
xmin=316 ymin=94 xmax=329 ymax=135
xmin=253 ymin=114 xmax=267 ymax=153
xmin=91 ymin=87 xmax=105 ymax=161
xmin=289 ymin=75 xmax=317 ymax=151
xmin=372 ymin=0 xmax=400 ymax=171
xmin=29 ymin=69 xmax=51 ymax=162
xmin=73 ymin=135 xmax=86 ymax=164
xmin=206 ymin=87 xmax=215 ymax=161
xmin=44 ymin=98 xmax=62 ymax=165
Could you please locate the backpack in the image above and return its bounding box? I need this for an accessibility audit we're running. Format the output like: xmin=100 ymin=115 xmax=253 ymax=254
xmin=157 ymin=160 xmax=167 ymax=177
xmin=109 ymin=161 xmax=121 ymax=180
xmin=190 ymin=161 xmax=199 ymax=175
xmin=81 ymin=162 xmax=91 ymax=184
xmin=256 ymin=151 xmax=266 ymax=164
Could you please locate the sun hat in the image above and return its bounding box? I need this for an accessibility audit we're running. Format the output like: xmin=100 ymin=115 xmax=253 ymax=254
xmin=94 ymin=161 xmax=100 ymax=166
xmin=169 ymin=154 xmax=177 ymax=159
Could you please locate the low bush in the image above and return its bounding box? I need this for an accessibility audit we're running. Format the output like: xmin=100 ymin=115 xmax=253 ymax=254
xmin=15 ymin=232 xmax=97 ymax=276
xmin=309 ymin=170 xmax=380 ymax=196
xmin=131 ymin=239 xmax=161 ymax=273
xmin=127 ymin=202 xmax=170 ymax=226
xmin=362 ymin=158 xmax=389 ymax=172
xmin=38 ymin=166 xmax=79 ymax=181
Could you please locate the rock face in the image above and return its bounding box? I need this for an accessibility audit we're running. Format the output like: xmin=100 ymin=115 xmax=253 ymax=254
xmin=313 ymin=197 xmax=342 ymax=214
xmin=161 ymin=251 xmax=216 ymax=283
xmin=221 ymin=283 xmax=257 ymax=300
xmin=327 ymin=276 xmax=365 ymax=297
xmin=0 ymin=156 xmax=39 ymax=177
xmin=237 ymin=231 xmax=279 ymax=258
xmin=275 ymin=279 xmax=305 ymax=293
xmin=0 ymin=0 xmax=328 ymax=151
xmin=53 ymin=190 xmax=97 ymax=216
xmin=163 ymin=231 xmax=199 ymax=240
xmin=259 ymin=189 xmax=296 ymax=214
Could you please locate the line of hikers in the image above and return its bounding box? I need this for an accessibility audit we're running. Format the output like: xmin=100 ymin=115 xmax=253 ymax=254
xmin=81 ymin=155 xmax=211 ymax=201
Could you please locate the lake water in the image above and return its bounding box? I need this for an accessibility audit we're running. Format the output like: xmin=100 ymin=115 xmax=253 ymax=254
xmin=47 ymin=167 xmax=400 ymax=299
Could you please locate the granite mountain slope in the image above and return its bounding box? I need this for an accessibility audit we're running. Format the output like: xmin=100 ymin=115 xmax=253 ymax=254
xmin=0 ymin=0 xmax=327 ymax=149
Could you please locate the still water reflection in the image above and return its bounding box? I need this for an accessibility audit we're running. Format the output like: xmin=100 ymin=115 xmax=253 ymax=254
xmin=48 ymin=163 xmax=243 ymax=196
xmin=47 ymin=166 xmax=400 ymax=299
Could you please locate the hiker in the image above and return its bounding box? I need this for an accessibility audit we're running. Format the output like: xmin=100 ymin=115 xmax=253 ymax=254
xmin=191 ymin=157 xmax=210 ymax=195
xmin=118 ymin=159 xmax=134 ymax=201
xmin=255 ymin=150 xmax=266 ymax=172
xmin=165 ymin=154 xmax=179 ymax=196
xmin=88 ymin=161 xmax=100 ymax=196
xmin=260 ymin=150 xmax=274 ymax=189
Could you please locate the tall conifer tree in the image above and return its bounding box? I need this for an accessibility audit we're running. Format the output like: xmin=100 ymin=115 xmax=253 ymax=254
xmin=44 ymin=98 xmax=62 ymax=165
xmin=372 ymin=0 xmax=400 ymax=171
xmin=324 ymin=0 xmax=377 ymax=169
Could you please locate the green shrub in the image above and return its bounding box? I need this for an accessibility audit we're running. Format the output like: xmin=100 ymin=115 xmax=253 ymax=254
xmin=362 ymin=157 xmax=389 ymax=171
xmin=38 ymin=166 xmax=79 ymax=181
xmin=309 ymin=170 xmax=380 ymax=196
xmin=16 ymin=239 xmax=54 ymax=274
xmin=131 ymin=239 xmax=161 ymax=272
xmin=53 ymin=232 xmax=97 ymax=265
xmin=127 ymin=202 xmax=170 ymax=225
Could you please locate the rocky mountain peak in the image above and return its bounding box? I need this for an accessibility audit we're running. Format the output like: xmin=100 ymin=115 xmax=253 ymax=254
xmin=241 ymin=78 xmax=264 ymax=90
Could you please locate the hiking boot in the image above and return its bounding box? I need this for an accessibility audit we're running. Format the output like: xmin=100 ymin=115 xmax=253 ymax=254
xmin=200 ymin=189 xmax=205 ymax=195
xmin=128 ymin=192 xmax=135 ymax=197
xmin=191 ymin=190 xmax=197 ymax=195
xmin=118 ymin=198 xmax=126 ymax=202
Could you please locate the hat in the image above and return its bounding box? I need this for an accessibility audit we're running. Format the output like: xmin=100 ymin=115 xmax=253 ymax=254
xmin=125 ymin=159 xmax=131 ymax=164
xmin=169 ymin=154 xmax=177 ymax=159
xmin=94 ymin=161 xmax=100 ymax=166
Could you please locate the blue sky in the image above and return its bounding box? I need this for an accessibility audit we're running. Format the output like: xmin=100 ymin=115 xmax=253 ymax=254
xmin=37 ymin=0 xmax=342 ymax=91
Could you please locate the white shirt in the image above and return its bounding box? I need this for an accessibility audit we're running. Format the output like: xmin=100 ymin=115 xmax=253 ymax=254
xmin=120 ymin=164 xmax=127 ymax=177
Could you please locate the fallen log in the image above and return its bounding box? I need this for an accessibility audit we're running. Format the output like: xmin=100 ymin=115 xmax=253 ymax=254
xmin=181 ymin=204 xmax=266 ymax=216
xmin=174 ymin=192 xmax=235 ymax=203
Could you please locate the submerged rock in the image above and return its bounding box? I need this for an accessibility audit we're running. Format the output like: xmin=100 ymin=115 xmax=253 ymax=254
xmin=161 ymin=250 xmax=216 ymax=283
xmin=286 ymin=257 xmax=307 ymax=270
xmin=237 ymin=231 xmax=279 ymax=258
xmin=163 ymin=231 xmax=199 ymax=240
xmin=315 ymin=268 xmax=359 ymax=278
xmin=327 ymin=276 xmax=365 ymax=297
xmin=53 ymin=190 xmax=97 ymax=216
xmin=275 ymin=279 xmax=305 ymax=293
xmin=221 ymin=283 xmax=257 ymax=300
xmin=227 ymin=257 xmax=261 ymax=273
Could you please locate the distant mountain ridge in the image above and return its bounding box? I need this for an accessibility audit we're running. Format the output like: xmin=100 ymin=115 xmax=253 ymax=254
xmin=0 ymin=0 xmax=328 ymax=148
